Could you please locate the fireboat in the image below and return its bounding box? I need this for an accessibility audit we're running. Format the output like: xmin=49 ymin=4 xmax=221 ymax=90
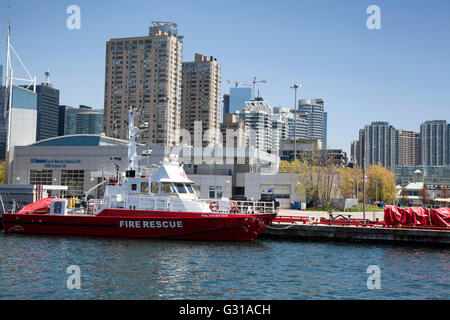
xmin=2 ymin=109 xmax=278 ymax=241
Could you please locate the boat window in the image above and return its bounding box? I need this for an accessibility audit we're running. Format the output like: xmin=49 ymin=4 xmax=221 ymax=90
xmin=131 ymin=184 xmax=137 ymax=191
xmin=185 ymin=184 xmax=194 ymax=194
xmin=141 ymin=182 xmax=149 ymax=193
xmin=174 ymin=183 xmax=187 ymax=194
xmin=151 ymin=182 xmax=159 ymax=193
xmin=161 ymin=182 xmax=174 ymax=193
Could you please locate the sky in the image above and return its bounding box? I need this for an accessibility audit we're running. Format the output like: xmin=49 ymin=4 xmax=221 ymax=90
xmin=0 ymin=0 xmax=449 ymax=154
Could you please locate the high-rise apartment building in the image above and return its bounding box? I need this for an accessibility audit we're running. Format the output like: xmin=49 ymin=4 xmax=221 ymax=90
xmin=396 ymin=129 xmax=420 ymax=166
xmin=222 ymin=94 xmax=230 ymax=122
xmin=181 ymin=54 xmax=221 ymax=147
xmin=32 ymin=81 xmax=60 ymax=141
xmin=298 ymin=99 xmax=327 ymax=148
xmin=220 ymin=113 xmax=248 ymax=147
xmin=104 ymin=21 xmax=183 ymax=147
xmin=420 ymin=120 xmax=448 ymax=166
xmin=352 ymin=120 xmax=450 ymax=170
xmin=62 ymin=105 xmax=103 ymax=135
xmin=350 ymin=140 xmax=359 ymax=165
xmin=235 ymin=98 xmax=273 ymax=153
xmin=272 ymin=106 xmax=308 ymax=142
xmin=270 ymin=116 xmax=289 ymax=156
xmin=362 ymin=121 xmax=397 ymax=170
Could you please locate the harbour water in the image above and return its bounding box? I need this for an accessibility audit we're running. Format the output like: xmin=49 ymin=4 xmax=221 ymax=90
xmin=0 ymin=233 xmax=448 ymax=300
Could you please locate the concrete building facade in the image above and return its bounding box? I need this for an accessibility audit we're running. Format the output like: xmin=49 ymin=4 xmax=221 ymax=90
xmin=8 ymin=86 xmax=37 ymax=150
xmin=235 ymin=98 xmax=273 ymax=154
xmin=396 ymin=129 xmax=420 ymax=166
xmin=220 ymin=113 xmax=248 ymax=148
xmin=181 ymin=54 xmax=221 ymax=146
xmin=104 ymin=21 xmax=184 ymax=147
xmin=356 ymin=121 xmax=397 ymax=170
xmin=420 ymin=120 xmax=448 ymax=166
xmin=298 ymin=99 xmax=327 ymax=148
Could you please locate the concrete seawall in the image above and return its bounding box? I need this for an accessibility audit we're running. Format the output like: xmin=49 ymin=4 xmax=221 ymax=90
xmin=262 ymin=224 xmax=450 ymax=245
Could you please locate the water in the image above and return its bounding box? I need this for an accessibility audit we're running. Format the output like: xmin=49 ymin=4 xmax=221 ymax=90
xmin=0 ymin=233 xmax=448 ymax=299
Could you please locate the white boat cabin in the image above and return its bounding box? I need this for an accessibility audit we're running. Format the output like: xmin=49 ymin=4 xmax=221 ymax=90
xmin=101 ymin=155 xmax=213 ymax=213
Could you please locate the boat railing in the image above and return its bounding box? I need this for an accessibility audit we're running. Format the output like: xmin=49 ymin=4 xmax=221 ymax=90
xmin=87 ymin=196 xmax=277 ymax=215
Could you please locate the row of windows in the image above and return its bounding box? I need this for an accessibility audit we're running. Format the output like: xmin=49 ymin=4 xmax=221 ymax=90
xmin=130 ymin=182 xmax=195 ymax=195
xmin=29 ymin=170 xmax=85 ymax=196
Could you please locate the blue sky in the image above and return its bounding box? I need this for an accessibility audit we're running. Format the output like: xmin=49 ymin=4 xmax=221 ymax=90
xmin=1 ymin=0 xmax=449 ymax=153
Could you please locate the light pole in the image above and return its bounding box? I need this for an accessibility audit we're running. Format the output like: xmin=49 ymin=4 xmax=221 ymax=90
xmin=375 ymin=179 xmax=378 ymax=204
xmin=290 ymin=84 xmax=301 ymax=161
xmin=363 ymin=157 xmax=366 ymax=224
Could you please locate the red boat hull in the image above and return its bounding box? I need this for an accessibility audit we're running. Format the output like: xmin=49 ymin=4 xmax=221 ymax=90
xmin=2 ymin=209 xmax=277 ymax=241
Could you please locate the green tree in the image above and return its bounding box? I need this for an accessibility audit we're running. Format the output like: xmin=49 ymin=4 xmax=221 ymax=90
xmin=0 ymin=161 xmax=7 ymax=184
xmin=295 ymin=151 xmax=339 ymax=208
xmin=365 ymin=164 xmax=397 ymax=204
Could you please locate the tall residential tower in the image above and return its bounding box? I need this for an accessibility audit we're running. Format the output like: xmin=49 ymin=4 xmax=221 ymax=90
xmin=181 ymin=54 xmax=221 ymax=146
xmin=297 ymin=99 xmax=327 ymax=148
xmin=104 ymin=21 xmax=183 ymax=147
xmin=420 ymin=120 xmax=448 ymax=166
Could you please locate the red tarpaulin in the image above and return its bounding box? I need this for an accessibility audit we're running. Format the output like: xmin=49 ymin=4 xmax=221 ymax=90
xmin=405 ymin=207 xmax=430 ymax=225
xmin=384 ymin=206 xmax=449 ymax=226
xmin=430 ymin=208 xmax=450 ymax=227
xmin=384 ymin=206 xmax=409 ymax=225
xmin=17 ymin=198 xmax=58 ymax=214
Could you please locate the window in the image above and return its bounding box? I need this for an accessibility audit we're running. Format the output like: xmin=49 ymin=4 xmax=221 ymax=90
xmin=29 ymin=170 xmax=53 ymax=185
xmin=261 ymin=184 xmax=290 ymax=200
xmin=209 ymin=186 xmax=222 ymax=199
xmin=174 ymin=183 xmax=187 ymax=194
xmin=141 ymin=182 xmax=149 ymax=193
xmin=131 ymin=184 xmax=137 ymax=191
xmin=186 ymin=184 xmax=195 ymax=194
xmin=161 ymin=182 xmax=174 ymax=193
xmin=61 ymin=170 xmax=85 ymax=196
xmin=151 ymin=182 xmax=159 ymax=193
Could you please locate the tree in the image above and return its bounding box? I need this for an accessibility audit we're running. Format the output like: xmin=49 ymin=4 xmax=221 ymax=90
xmin=0 ymin=161 xmax=7 ymax=184
xmin=279 ymin=160 xmax=301 ymax=173
xmin=365 ymin=164 xmax=397 ymax=204
xmin=295 ymin=151 xmax=339 ymax=208
xmin=442 ymin=184 xmax=448 ymax=199
xmin=419 ymin=184 xmax=430 ymax=205
xmin=400 ymin=184 xmax=408 ymax=206
xmin=337 ymin=167 xmax=362 ymax=199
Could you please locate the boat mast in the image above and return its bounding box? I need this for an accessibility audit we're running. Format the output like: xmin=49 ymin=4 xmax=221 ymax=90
xmin=126 ymin=107 xmax=149 ymax=174
xmin=127 ymin=107 xmax=138 ymax=171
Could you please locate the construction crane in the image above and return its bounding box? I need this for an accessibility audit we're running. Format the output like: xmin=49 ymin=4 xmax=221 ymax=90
xmin=227 ymin=77 xmax=267 ymax=98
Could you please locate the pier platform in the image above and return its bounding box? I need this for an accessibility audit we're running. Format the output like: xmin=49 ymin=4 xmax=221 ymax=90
xmin=262 ymin=209 xmax=450 ymax=245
